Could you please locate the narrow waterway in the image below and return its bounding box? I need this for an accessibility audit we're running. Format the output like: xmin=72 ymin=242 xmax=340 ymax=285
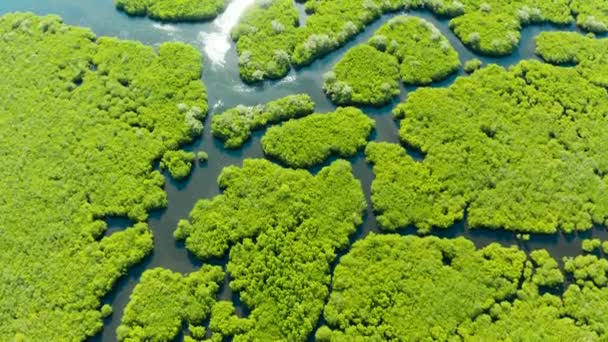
xmin=2 ymin=1 xmax=608 ymax=341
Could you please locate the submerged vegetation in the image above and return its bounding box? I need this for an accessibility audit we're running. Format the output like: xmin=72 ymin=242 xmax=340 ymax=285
xmin=115 ymin=0 xmax=226 ymax=22
xmin=0 ymin=12 xmax=207 ymax=340
xmin=368 ymin=60 xmax=608 ymax=234
xmin=211 ymin=94 xmax=315 ymax=148
xmin=174 ymin=159 xmax=366 ymax=340
xmin=261 ymin=107 xmax=375 ymax=168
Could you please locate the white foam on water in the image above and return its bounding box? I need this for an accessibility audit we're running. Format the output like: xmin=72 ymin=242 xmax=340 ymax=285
xmin=152 ymin=23 xmax=181 ymax=33
xmin=199 ymin=0 xmax=256 ymax=66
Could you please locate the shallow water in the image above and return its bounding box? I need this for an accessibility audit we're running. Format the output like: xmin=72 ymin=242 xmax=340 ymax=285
xmin=2 ymin=1 xmax=607 ymax=341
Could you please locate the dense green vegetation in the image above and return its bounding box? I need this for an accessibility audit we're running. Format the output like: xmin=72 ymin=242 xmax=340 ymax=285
xmin=232 ymin=0 xmax=299 ymax=83
xmin=0 ymin=13 xmax=208 ymax=340
xmin=233 ymin=0 xmax=407 ymax=82
xmin=175 ymin=159 xmax=366 ymax=340
xmin=536 ymin=31 xmax=608 ymax=87
xmin=464 ymin=58 xmax=483 ymax=73
xmin=211 ymin=94 xmax=315 ymax=148
xmin=323 ymin=16 xmax=459 ymax=106
xmin=161 ymin=150 xmax=195 ymax=180
xmin=233 ymin=0 xmax=608 ymax=82
xmin=321 ymin=234 xmax=608 ymax=340
xmin=117 ymin=266 xmax=224 ymax=341
xmin=570 ymin=0 xmax=608 ymax=33
xmin=368 ymin=60 xmax=608 ymax=234
xmin=115 ymin=0 xmax=226 ymax=22
xmin=408 ymin=0 xmax=572 ymax=56
xmin=261 ymin=107 xmax=375 ymax=168
xmin=370 ymin=16 xmax=460 ymax=84
xmin=323 ymin=45 xmax=400 ymax=106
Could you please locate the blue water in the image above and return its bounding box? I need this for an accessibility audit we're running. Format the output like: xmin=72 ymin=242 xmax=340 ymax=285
xmin=1 ymin=1 xmax=606 ymax=341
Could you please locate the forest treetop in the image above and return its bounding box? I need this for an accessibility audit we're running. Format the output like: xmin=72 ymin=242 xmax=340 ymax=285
xmin=0 ymin=12 xmax=207 ymax=341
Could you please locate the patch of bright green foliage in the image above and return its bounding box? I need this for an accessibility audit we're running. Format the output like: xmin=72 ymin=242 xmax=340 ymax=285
xmin=407 ymin=0 xmax=572 ymax=56
xmin=583 ymin=238 xmax=602 ymax=253
xmin=368 ymin=60 xmax=608 ymax=234
xmin=117 ymin=266 xmax=224 ymax=341
xmin=536 ymin=31 xmax=608 ymax=87
xmin=0 ymin=13 xmax=207 ymax=340
xmin=570 ymin=0 xmax=608 ymax=33
xmin=174 ymin=159 xmax=366 ymax=341
xmin=211 ymin=94 xmax=315 ymax=148
xmin=231 ymin=0 xmax=299 ymax=83
xmin=370 ymin=16 xmax=460 ymax=84
xmin=464 ymin=58 xmax=483 ymax=73
xmin=261 ymin=107 xmax=375 ymax=168
xmin=233 ymin=0 xmax=608 ymax=82
xmin=324 ymin=16 xmax=459 ymax=106
xmin=115 ymin=0 xmax=226 ymax=22
xmin=323 ymin=44 xmax=400 ymax=106
xmin=161 ymin=150 xmax=195 ymax=180
xmin=233 ymin=0 xmax=407 ymax=83
xmin=321 ymin=234 xmax=604 ymax=340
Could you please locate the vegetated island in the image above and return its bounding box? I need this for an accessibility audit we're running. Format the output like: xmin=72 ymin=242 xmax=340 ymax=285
xmin=115 ymin=0 xmax=227 ymax=22
xmin=367 ymin=59 xmax=608 ymax=234
xmin=536 ymin=31 xmax=608 ymax=87
xmin=232 ymin=0 xmax=607 ymax=83
xmin=261 ymin=107 xmax=375 ymax=168
xmin=211 ymin=94 xmax=315 ymax=149
xmin=117 ymin=266 xmax=224 ymax=341
xmin=319 ymin=234 xmax=608 ymax=340
xmin=0 ymin=12 xmax=208 ymax=341
xmin=166 ymin=159 xmax=366 ymax=341
xmin=324 ymin=16 xmax=460 ymax=106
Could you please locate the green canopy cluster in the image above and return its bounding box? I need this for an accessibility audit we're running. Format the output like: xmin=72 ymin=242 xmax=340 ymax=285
xmin=261 ymin=107 xmax=375 ymax=168
xmin=536 ymin=31 xmax=608 ymax=87
xmin=231 ymin=0 xmax=299 ymax=83
xmin=320 ymin=234 xmax=608 ymax=340
xmin=161 ymin=150 xmax=196 ymax=180
xmin=570 ymin=0 xmax=608 ymax=33
xmin=232 ymin=0 xmax=406 ymax=83
xmin=115 ymin=0 xmax=226 ymax=22
xmin=323 ymin=44 xmax=400 ymax=106
xmin=211 ymin=94 xmax=315 ymax=148
xmin=369 ymin=16 xmax=460 ymax=85
xmin=174 ymin=159 xmax=366 ymax=341
xmin=0 ymin=13 xmax=207 ymax=340
xmin=324 ymin=16 xmax=459 ymax=106
xmin=232 ymin=0 xmax=608 ymax=82
xmin=117 ymin=266 xmax=224 ymax=341
xmin=368 ymin=60 xmax=608 ymax=234
xmin=406 ymin=0 xmax=572 ymax=56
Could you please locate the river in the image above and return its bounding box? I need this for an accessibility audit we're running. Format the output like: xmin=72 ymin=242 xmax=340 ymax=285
xmin=1 ymin=1 xmax=607 ymax=341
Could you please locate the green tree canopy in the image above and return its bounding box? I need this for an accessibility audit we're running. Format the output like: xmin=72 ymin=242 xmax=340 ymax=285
xmin=261 ymin=107 xmax=375 ymax=168
xmin=175 ymin=159 xmax=366 ymax=340
xmin=369 ymin=60 xmax=608 ymax=234
xmin=0 ymin=13 xmax=207 ymax=340
xmin=115 ymin=0 xmax=226 ymax=22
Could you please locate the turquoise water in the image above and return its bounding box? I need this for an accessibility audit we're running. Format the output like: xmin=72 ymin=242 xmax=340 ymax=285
xmin=1 ymin=1 xmax=606 ymax=340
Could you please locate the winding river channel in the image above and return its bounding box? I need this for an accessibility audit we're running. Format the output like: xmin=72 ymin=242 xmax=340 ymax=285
xmin=2 ymin=0 xmax=608 ymax=340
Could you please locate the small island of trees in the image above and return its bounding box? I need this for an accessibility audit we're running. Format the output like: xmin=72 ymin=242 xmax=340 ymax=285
xmin=115 ymin=0 xmax=227 ymax=22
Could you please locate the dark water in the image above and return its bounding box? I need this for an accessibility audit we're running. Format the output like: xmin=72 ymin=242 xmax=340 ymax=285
xmin=1 ymin=1 xmax=607 ymax=341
